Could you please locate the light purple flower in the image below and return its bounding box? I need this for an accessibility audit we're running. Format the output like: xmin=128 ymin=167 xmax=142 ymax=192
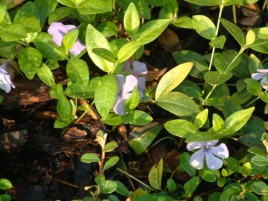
xmin=123 ymin=61 xmax=147 ymax=92
xmin=187 ymin=140 xmax=229 ymax=170
xmin=251 ymin=69 xmax=268 ymax=89
xmin=113 ymin=74 xmax=141 ymax=115
xmin=0 ymin=63 xmax=15 ymax=93
xmin=48 ymin=22 xmax=86 ymax=55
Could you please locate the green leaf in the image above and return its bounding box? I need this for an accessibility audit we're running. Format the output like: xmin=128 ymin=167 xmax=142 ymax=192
xmin=122 ymin=110 xmax=153 ymax=125
xmin=81 ymin=153 xmax=100 ymax=163
xmin=172 ymin=16 xmax=193 ymax=29
xmin=246 ymin=29 xmax=256 ymax=46
xmin=209 ymin=35 xmax=226 ymax=49
xmin=34 ymin=32 xmax=67 ymax=60
xmin=97 ymin=21 xmax=119 ymax=37
xmin=244 ymin=78 xmax=262 ymax=96
xmin=104 ymin=141 xmax=118 ymax=152
xmin=204 ymin=71 xmax=232 ymax=85
xmin=226 ymin=157 xmax=240 ymax=172
xmin=167 ymin=179 xmax=177 ymax=192
xmin=192 ymin=15 xmax=216 ymax=40
xmin=199 ymin=167 xmax=218 ymax=182
xmin=124 ymin=2 xmax=140 ymax=35
xmin=184 ymin=177 xmax=200 ymax=197
xmin=0 ymin=179 xmax=12 ymax=190
xmin=135 ymin=19 xmax=171 ymax=44
xmin=148 ymin=158 xmax=163 ymax=190
xmin=77 ymin=0 xmax=113 ymax=15
xmin=212 ymin=113 xmax=225 ymax=132
xmin=66 ymin=59 xmax=89 ymax=83
xmin=18 ymin=47 xmax=42 ymax=79
xmin=57 ymin=96 xmax=73 ymax=122
xmin=117 ymin=41 xmax=142 ymax=63
xmin=37 ymin=63 xmax=55 ymax=87
xmin=172 ymin=50 xmax=209 ymax=79
xmin=0 ymin=5 xmax=7 ymax=24
xmin=164 ymin=119 xmax=197 ymax=138
xmin=155 ymin=62 xmax=193 ymax=100
xmin=220 ymin=18 xmax=246 ymax=47
xmin=103 ymin=156 xmax=120 ymax=172
xmin=184 ymin=0 xmax=220 ymax=6
xmin=62 ymin=29 xmax=79 ymax=53
xmin=57 ymin=0 xmax=76 ymax=7
xmin=0 ymin=22 xmax=27 ymax=42
xmin=213 ymin=50 xmax=241 ymax=73
xmin=156 ymin=92 xmax=200 ymax=117
xmin=180 ymin=152 xmax=196 ymax=177
xmin=100 ymin=180 xmax=117 ymax=194
xmin=194 ymin=109 xmax=208 ymax=128
xmin=101 ymin=113 xmax=123 ymax=126
xmin=225 ymin=107 xmax=255 ymax=135
xmin=251 ymin=155 xmax=268 ymax=166
xmin=128 ymin=123 xmax=162 ymax=155
xmin=92 ymin=48 xmax=116 ymax=63
xmin=86 ymin=24 xmax=114 ymax=72
xmin=125 ymin=86 xmax=141 ymax=112
xmin=94 ymin=74 xmax=118 ymax=119
xmin=115 ymin=181 xmax=129 ymax=196
xmin=251 ymin=181 xmax=268 ymax=195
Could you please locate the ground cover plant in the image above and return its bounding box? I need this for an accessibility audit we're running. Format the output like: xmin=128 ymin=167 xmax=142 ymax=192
xmin=0 ymin=0 xmax=268 ymax=200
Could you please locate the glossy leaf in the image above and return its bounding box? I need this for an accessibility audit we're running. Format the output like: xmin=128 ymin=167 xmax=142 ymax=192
xmin=212 ymin=113 xmax=225 ymax=132
xmin=244 ymin=78 xmax=262 ymax=96
xmin=184 ymin=0 xmax=220 ymax=6
xmin=62 ymin=29 xmax=79 ymax=53
xmin=246 ymin=29 xmax=256 ymax=46
xmin=122 ymin=110 xmax=153 ymax=125
xmin=37 ymin=63 xmax=55 ymax=87
xmin=221 ymin=18 xmax=246 ymax=47
xmin=209 ymin=35 xmax=226 ymax=49
xmin=172 ymin=16 xmax=193 ymax=29
xmin=164 ymin=119 xmax=197 ymax=138
xmin=155 ymin=62 xmax=193 ymax=100
xmin=124 ymin=2 xmax=140 ymax=35
xmin=156 ymin=92 xmax=200 ymax=117
xmin=0 ymin=22 xmax=27 ymax=42
xmin=18 ymin=47 xmax=42 ymax=79
xmin=148 ymin=158 xmax=163 ymax=190
xmin=103 ymin=156 xmax=120 ymax=172
xmin=92 ymin=48 xmax=116 ymax=63
xmin=77 ymin=0 xmax=113 ymax=15
xmin=180 ymin=152 xmax=196 ymax=177
xmin=172 ymin=50 xmax=209 ymax=79
xmin=184 ymin=177 xmax=200 ymax=197
xmin=128 ymin=124 xmax=162 ymax=155
xmin=94 ymin=74 xmax=118 ymax=119
xmin=251 ymin=155 xmax=268 ymax=166
xmin=194 ymin=109 xmax=208 ymax=128
xmin=135 ymin=19 xmax=171 ymax=44
xmin=104 ymin=141 xmax=118 ymax=152
xmin=0 ymin=179 xmax=12 ymax=190
xmin=204 ymin=71 xmax=232 ymax=85
xmin=86 ymin=24 xmax=114 ymax=72
xmin=81 ymin=153 xmax=100 ymax=163
xmin=125 ymin=86 xmax=141 ymax=112
xmin=115 ymin=181 xmax=129 ymax=196
xmin=117 ymin=41 xmax=142 ymax=63
xmin=100 ymin=180 xmax=117 ymax=194
xmin=66 ymin=59 xmax=89 ymax=83
xmin=192 ymin=15 xmax=216 ymax=40
xmin=224 ymin=107 xmax=255 ymax=135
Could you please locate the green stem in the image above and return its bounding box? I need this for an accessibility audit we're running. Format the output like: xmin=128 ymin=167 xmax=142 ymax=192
xmin=116 ymin=168 xmax=155 ymax=191
xmin=208 ymin=4 xmax=224 ymax=71
xmin=224 ymin=48 xmax=244 ymax=73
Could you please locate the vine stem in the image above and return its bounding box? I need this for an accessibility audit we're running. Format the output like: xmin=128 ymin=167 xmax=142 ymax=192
xmin=116 ymin=168 xmax=155 ymax=191
xmin=208 ymin=4 xmax=224 ymax=71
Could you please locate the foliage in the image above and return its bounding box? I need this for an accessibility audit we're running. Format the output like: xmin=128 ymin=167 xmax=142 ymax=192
xmin=1 ymin=0 xmax=268 ymax=200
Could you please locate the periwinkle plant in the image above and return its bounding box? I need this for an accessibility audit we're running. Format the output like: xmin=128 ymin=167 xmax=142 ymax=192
xmin=1 ymin=0 xmax=268 ymax=200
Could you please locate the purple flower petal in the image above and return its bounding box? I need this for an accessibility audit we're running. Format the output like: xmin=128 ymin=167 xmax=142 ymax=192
xmin=211 ymin=143 xmax=229 ymax=159
xmin=189 ymin=148 xmax=205 ymax=169
xmin=205 ymin=151 xmax=223 ymax=170
xmin=132 ymin=61 xmax=147 ymax=76
xmin=252 ymin=72 xmax=266 ymax=81
xmin=137 ymin=76 xmax=146 ymax=92
xmin=113 ymin=96 xmax=125 ymax=115
xmin=123 ymin=75 xmax=138 ymax=95
xmin=257 ymin=69 xmax=268 ymax=73
xmin=48 ymin=22 xmax=85 ymax=55
xmin=0 ymin=63 xmax=15 ymax=93
xmin=69 ymin=40 xmax=86 ymax=55
xmin=187 ymin=141 xmax=208 ymax=151
xmin=205 ymin=140 xmax=218 ymax=147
